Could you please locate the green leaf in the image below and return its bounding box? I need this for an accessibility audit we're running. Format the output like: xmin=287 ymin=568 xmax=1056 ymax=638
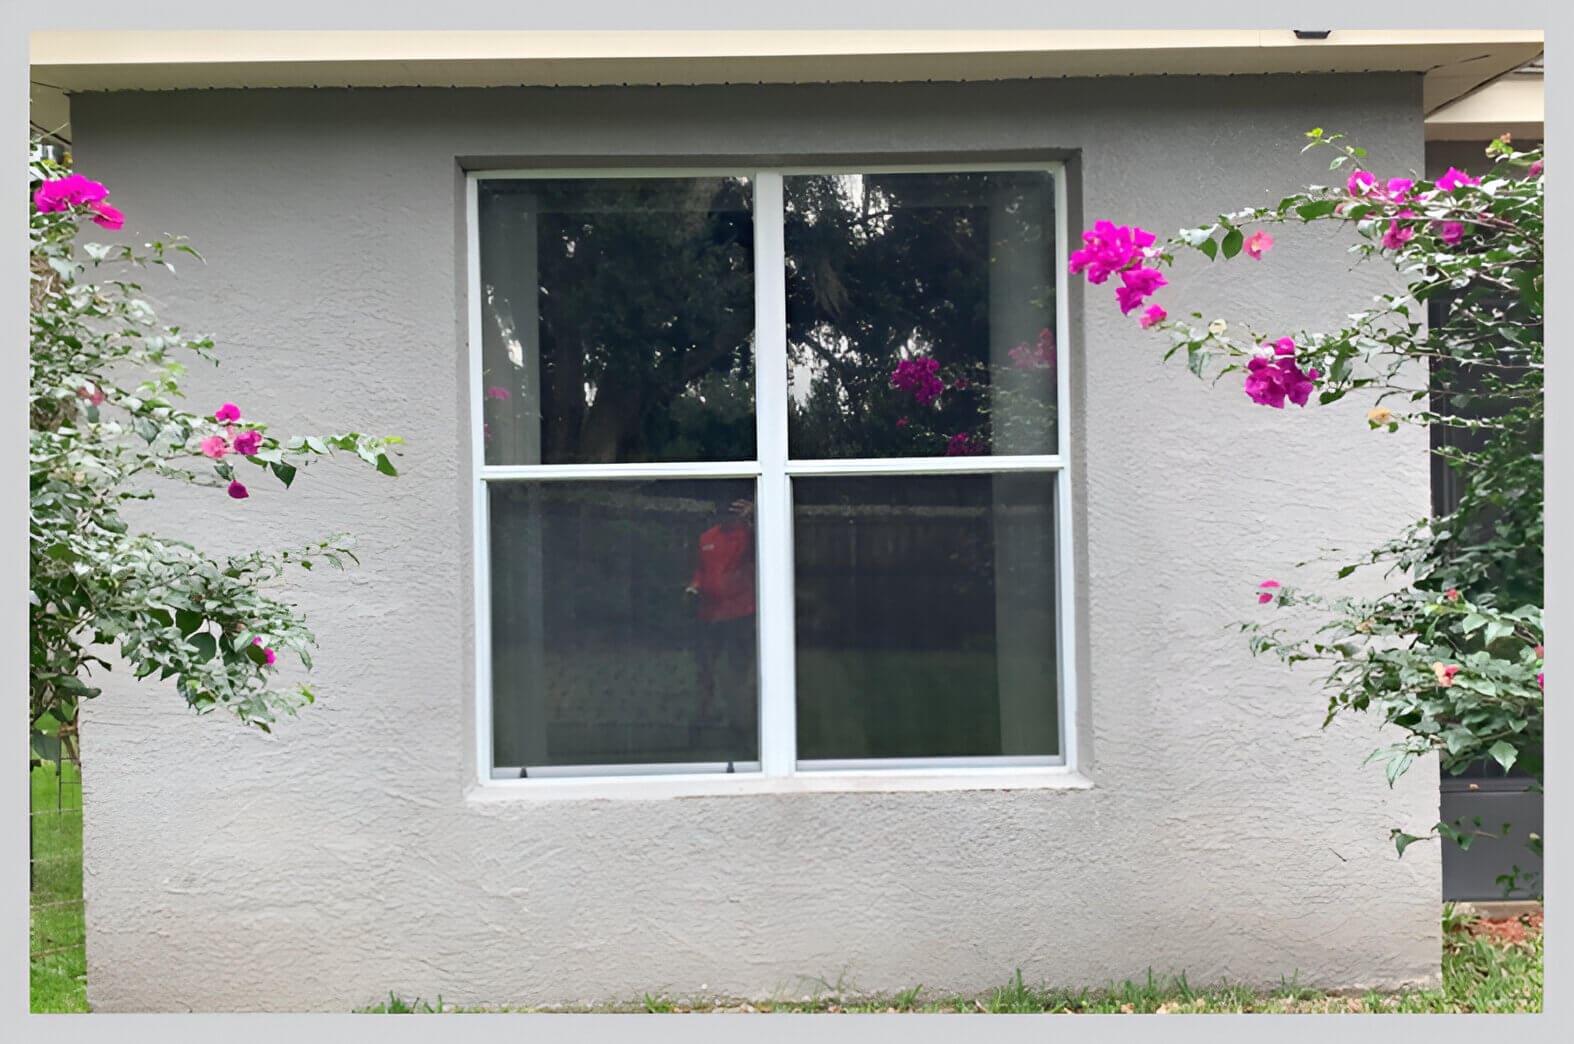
xmin=1186 ymin=346 xmax=1207 ymax=379
xmin=1391 ymin=830 xmax=1426 ymax=857
xmin=270 ymin=461 xmax=298 ymax=488
xmin=1484 ymin=621 xmax=1515 ymax=645
xmin=374 ymin=453 xmax=398 ymax=477
xmin=1296 ymin=200 xmax=1339 ymax=221
xmin=1385 ymin=751 xmax=1416 ymax=787
xmin=1198 ymin=238 xmax=1218 ymax=261
xmin=188 ymin=633 xmax=218 ymax=661
xmin=1221 ymin=228 xmax=1244 ymax=259
xmin=1487 ymin=741 xmax=1518 ymax=775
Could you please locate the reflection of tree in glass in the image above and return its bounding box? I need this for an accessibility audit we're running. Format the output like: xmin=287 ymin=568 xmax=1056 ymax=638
xmin=482 ymin=171 xmax=1057 ymax=464
xmin=785 ymin=172 xmax=1058 ymax=458
xmin=530 ymin=178 xmax=757 ymax=463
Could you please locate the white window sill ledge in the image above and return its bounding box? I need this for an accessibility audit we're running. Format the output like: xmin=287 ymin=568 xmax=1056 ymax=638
xmin=465 ymin=767 xmax=1093 ymax=803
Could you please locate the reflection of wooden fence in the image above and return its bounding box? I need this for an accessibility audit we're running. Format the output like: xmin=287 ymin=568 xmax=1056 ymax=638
xmin=496 ymin=486 xmax=1052 ymax=650
xmin=490 ymin=483 xmax=1057 ymax=766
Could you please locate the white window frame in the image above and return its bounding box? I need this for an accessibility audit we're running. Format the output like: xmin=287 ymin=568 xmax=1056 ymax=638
xmin=466 ymin=163 xmax=1083 ymax=798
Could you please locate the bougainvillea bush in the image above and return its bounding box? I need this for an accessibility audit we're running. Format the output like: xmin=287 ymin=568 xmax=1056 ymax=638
xmin=29 ymin=145 xmax=402 ymax=761
xmin=1069 ymin=131 xmax=1543 ymax=890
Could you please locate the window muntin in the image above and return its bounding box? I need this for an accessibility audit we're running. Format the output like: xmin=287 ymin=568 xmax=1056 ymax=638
xmin=472 ymin=166 xmax=1071 ymax=783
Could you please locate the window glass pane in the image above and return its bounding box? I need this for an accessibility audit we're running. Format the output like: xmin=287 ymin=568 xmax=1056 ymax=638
xmin=489 ymin=479 xmax=759 ymax=770
xmin=793 ymin=474 xmax=1059 ymax=760
xmin=478 ymin=178 xmax=756 ymax=465
xmin=784 ymin=171 xmax=1058 ymax=459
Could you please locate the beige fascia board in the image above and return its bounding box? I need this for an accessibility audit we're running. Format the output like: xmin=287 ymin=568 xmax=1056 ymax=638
xmin=31 ymin=30 xmax=1543 ymax=146
xmin=32 ymin=30 xmax=1542 ymax=94
xmin=1426 ymin=71 xmax=1543 ymax=140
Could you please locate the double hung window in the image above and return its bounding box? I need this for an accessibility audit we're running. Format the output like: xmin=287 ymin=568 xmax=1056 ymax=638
xmin=469 ymin=165 xmax=1074 ymax=782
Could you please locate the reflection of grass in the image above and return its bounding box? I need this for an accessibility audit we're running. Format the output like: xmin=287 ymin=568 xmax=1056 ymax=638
xmin=360 ymin=912 xmax=1543 ymax=1013
xmin=796 ymin=649 xmax=1058 ymax=759
xmin=31 ymin=761 xmax=87 ymax=1013
xmin=510 ymin=646 xmax=1058 ymax=763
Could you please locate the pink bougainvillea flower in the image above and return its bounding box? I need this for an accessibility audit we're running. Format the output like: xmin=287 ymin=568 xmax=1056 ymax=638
xmin=890 ymin=356 xmax=945 ymax=406
xmin=76 ymin=385 xmax=106 ymax=406
xmin=1431 ymin=661 xmax=1461 ymax=688
xmin=1384 ymin=177 xmax=1415 ymax=201
xmin=896 ymin=417 xmax=909 ymax=428
xmin=485 ymin=385 xmax=511 ymax=401
xmin=252 ymin=636 xmax=277 ymax=666
xmin=1257 ymin=580 xmax=1281 ymax=604
xmin=1244 ymin=231 xmax=1275 ymax=259
xmin=952 ymin=377 xmax=971 ymax=390
xmin=1139 ymin=304 xmax=1167 ymax=328
xmin=944 ymin=432 xmax=983 ymax=457
xmin=199 ymin=435 xmax=230 ymax=459
xmin=1114 ymin=266 xmax=1168 ymax=315
xmin=1538 ymin=672 xmax=1544 ymax=690
xmin=232 ymin=430 xmax=263 ymax=456
xmin=226 ymin=480 xmax=249 ymax=500
xmin=1068 ymin=221 xmax=1157 ymax=284
xmin=88 ymin=201 xmax=125 ymax=230
xmin=32 ymin=173 xmax=111 ymax=213
xmin=1435 ymin=167 xmax=1480 ymax=193
xmin=1243 ymin=339 xmax=1320 ymax=409
xmin=1529 ymin=160 xmax=1544 ymax=177
xmin=1535 ymin=645 xmax=1543 ymax=658
xmin=1381 ymin=220 xmax=1415 ymax=251
xmin=1445 ymin=588 xmax=1460 ymax=601
xmin=1008 ymin=329 xmax=1056 ymax=370
xmin=1347 ymin=169 xmax=1378 ymax=195
xmin=214 ymin=403 xmax=242 ymax=423
xmin=1437 ymin=221 xmax=1465 ymax=245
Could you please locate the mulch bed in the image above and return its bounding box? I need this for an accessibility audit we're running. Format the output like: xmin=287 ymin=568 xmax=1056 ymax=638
xmin=1466 ymin=911 xmax=1543 ymax=946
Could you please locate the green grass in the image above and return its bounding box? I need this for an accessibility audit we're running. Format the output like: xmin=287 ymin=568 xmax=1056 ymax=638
xmin=358 ymin=911 xmax=1543 ymax=1014
xmin=30 ymin=760 xmax=87 ymax=1014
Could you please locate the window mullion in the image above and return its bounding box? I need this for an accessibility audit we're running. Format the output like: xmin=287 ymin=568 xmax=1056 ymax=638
xmin=752 ymin=172 xmax=797 ymax=778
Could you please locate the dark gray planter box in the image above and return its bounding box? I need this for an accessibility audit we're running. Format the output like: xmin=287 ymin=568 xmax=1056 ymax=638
xmin=1439 ymin=773 xmax=1543 ymax=901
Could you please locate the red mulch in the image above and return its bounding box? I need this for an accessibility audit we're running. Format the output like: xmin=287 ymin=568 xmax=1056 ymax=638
xmin=1466 ymin=912 xmax=1543 ymax=946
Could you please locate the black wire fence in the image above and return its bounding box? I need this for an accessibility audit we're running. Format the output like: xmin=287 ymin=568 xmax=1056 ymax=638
xmin=30 ymin=756 xmax=86 ymax=1010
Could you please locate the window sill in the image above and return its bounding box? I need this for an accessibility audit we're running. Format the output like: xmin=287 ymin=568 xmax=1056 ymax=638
xmin=465 ymin=766 xmax=1093 ymax=803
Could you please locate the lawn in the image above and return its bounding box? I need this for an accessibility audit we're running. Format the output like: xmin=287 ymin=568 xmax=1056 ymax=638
xmin=30 ymin=760 xmax=87 ymax=1014
xmin=360 ymin=907 xmax=1542 ymax=1014
xmin=28 ymin=760 xmax=1541 ymax=1015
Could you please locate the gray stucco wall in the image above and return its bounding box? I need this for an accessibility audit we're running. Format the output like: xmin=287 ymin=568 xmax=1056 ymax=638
xmin=72 ymin=75 xmax=1441 ymax=1012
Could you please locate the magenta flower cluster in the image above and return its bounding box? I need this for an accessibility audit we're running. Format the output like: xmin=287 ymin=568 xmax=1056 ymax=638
xmin=1068 ymin=221 xmax=1157 ymax=284
xmin=890 ymin=356 xmax=946 ymax=406
xmin=1067 ymin=220 xmax=1171 ymax=322
xmin=944 ymin=432 xmax=983 ymax=457
xmin=1009 ymin=328 xmax=1057 ymax=370
xmin=32 ymin=173 xmax=125 ymax=230
xmin=201 ymin=403 xmax=264 ymax=499
xmin=1244 ymin=339 xmax=1321 ymax=409
xmin=1346 ymin=165 xmax=1482 ymax=252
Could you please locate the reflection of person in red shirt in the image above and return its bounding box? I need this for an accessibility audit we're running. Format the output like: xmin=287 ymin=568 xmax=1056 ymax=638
xmin=686 ymin=500 xmax=756 ymax=621
xmin=685 ymin=499 xmax=756 ymax=755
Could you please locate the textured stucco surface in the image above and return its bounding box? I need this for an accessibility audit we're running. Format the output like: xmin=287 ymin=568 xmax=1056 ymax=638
xmin=72 ymin=75 xmax=1442 ymax=1012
